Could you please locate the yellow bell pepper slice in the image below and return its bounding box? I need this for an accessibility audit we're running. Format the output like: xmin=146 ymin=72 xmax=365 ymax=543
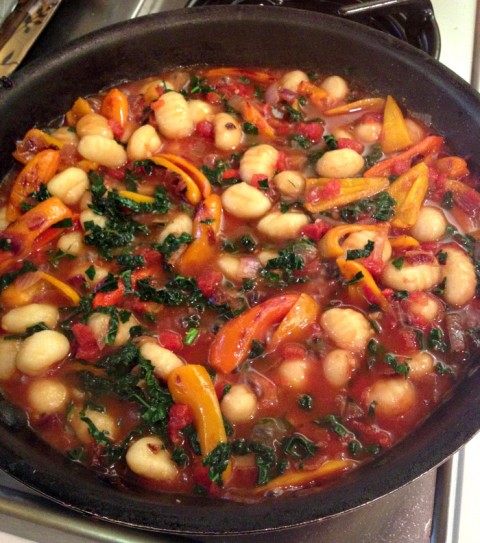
xmin=324 ymin=98 xmax=385 ymax=116
xmin=337 ymin=257 xmax=389 ymax=310
xmin=319 ymin=223 xmax=389 ymax=259
xmin=168 ymin=364 xmax=232 ymax=483
xmin=389 ymin=235 xmax=420 ymax=250
xmin=151 ymin=156 xmax=202 ymax=205
xmin=255 ymin=459 xmax=357 ymax=493
xmin=387 ymin=162 xmax=429 ymax=228
xmin=155 ymin=153 xmax=211 ymax=199
xmin=66 ymin=97 xmax=94 ymax=126
xmin=118 ymin=190 xmax=155 ymax=204
xmin=37 ymin=272 xmax=80 ymax=305
xmin=304 ymin=177 xmax=389 ymax=214
xmin=268 ymin=293 xmax=320 ymax=351
xmin=381 ymin=95 xmax=413 ymax=154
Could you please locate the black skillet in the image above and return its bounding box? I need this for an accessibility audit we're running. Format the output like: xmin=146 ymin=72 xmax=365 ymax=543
xmin=0 ymin=6 xmax=479 ymax=538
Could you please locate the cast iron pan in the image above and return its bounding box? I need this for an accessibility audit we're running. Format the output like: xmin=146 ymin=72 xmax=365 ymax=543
xmin=0 ymin=6 xmax=479 ymax=537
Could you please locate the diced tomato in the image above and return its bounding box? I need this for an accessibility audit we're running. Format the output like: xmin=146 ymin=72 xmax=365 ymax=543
xmin=281 ymin=343 xmax=307 ymax=359
xmin=196 ymin=121 xmax=214 ymax=139
xmin=337 ymin=138 xmax=364 ymax=154
xmin=276 ymin=151 xmax=288 ymax=172
xmin=168 ymin=403 xmax=194 ymax=444
xmin=222 ymin=168 xmax=240 ymax=180
xmin=307 ymin=179 xmax=341 ymax=203
xmin=296 ymin=122 xmax=324 ymax=143
xmin=250 ymin=173 xmax=269 ymax=189
xmin=108 ymin=119 xmax=123 ymax=139
xmin=300 ymin=220 xmax=332 ymax=241
xmin=214 ymin=381 xmax=231 ymax=401
xmin=158 ymin=330 xmax=183 ymax=352
xmin=205 ymin=91 xmax=222 ymax=105
xmin=71 ymin=323 xmax=101 ymax=361
xmin=104 ymin=166 xmax=126 ymax=180
xmin=192 ymin=462 xmax=212 ymax=488
xmin=197 ymin=270 xmax=223 ymax=298
xmin=391 ymin=158 xmax=411 ymax=176
xmin=92 ymin=281 xmax=125 ymax=308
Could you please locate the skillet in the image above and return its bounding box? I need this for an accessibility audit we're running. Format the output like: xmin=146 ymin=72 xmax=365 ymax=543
xmin=0 ymin=6 xmax=479 ymax=537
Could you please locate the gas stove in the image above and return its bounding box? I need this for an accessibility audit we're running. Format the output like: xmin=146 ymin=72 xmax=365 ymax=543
xmin=0 ymin=1 xmax=479 ymax=542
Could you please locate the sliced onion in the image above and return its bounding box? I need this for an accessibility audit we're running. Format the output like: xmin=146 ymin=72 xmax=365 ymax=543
xmin=264 ymin=83 xmax=280 ymax=106
xmin=239 ymin=257 xmax=261 ymax=278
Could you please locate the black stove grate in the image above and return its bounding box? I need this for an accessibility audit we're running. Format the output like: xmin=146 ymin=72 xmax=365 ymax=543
xmin=185 ymin=0 xmax=440 ymax=58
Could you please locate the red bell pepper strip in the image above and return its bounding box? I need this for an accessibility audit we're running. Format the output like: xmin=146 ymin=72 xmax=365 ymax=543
xmin=209 ymin=294 xmax=300 ymax=373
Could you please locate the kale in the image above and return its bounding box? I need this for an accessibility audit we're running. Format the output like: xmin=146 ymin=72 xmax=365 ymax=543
xmin=189 ymin=74 xmax=216 ymax=94
xmin=342 ymin=271 xmax=364 ymax=286
xmin=340 ymin=191 xmax=396 ymax=223
xmin=184 ymin=328 xmax=199 ymax=345
xmin=384 ymin=353 xmax=410 ymax=376
xmin=260 ymin=239 xmax=313 ymax=287
xmin=93 ymin=306 xmax=131 ymax=346
xmin=428 ymin=327 xmax=448 ymax=353
xmin=201 ymin=158 xmax=241 ymax=186
xmin=288 ymin=134 xmax=312 ymax=150
xmin=221 ymin=235 xmax=257 ymax=254
xmin=392 ymin=257 xmax=404 ymax=270
xmin=47 ymin=249 xmax=76 ymax=268
xmin=315 ymin=415 xmax=353 ymax=438
xmin=280 ymin=434 xmax=318 ymax=460
xmin=248 ymin=339 xmax=265 ymax=359
xmin=0 ymin=238 xmax=12 ymax=251
xmin=231 ymin=439 xmax=278 ymax=486
xmin=346 ymin=240 xmax=375 ymax=261
xmin=154 ymin=232 xmax=194 ymax=260
xmin=243 ymin=122 xmax=259 ymax=135
xmin=441 ymin=190 xmax=454 ymax=210
xmin=116 ymin=254 xmax=146 ymax=270
xmin=364 ymin=143 xmax=383 ymax=168
xmin=202 ymin=442 xmax=232 ymax=486
xmin=283 ymin=103 xmax=304 ymax=122
xmin=298 ymin=394 xmax=313 ymax=410
xmin=323 ymin=134 xmax=338 ymax=150
xmin=182 ymin=424 xmax=201 ymax=456
xmin=172 ymin=445 xmax=189 ymax=467
xmin=135 ymin=275 xmax=208 ymax=311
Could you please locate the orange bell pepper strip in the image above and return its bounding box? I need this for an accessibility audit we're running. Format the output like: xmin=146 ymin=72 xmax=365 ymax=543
xmin=319 ymin=223 xmax=390 ymax=259
xmin=364 ymin=135 xmax=444 ymax=177
xmin=0 ymin=197 xmax=73 ymax=274
xmin=100 ymin=88 xmax=129 ymax=129
xmin=381 ymin=95 xmax=413 ymax=154
xmin=168 ymin=364 xmax=232 ymax=483
xmin=154 ymin=153 xmax=211 ymax=199
xmin=323 ymin=97 xmax=385 ymax=116
xmin=66 ymin=97 xmax=93 ymax=126
xmin=209 ymin=294 xmax=300 ymax=374
xmin=337 ymin=257 xmax=389 ymax=310
xmin=177 ymin=194 xmax=222 ymax=276
xmin=37 ymin=272 xmax=80 ymax=305
xmin=387 ymin=162 xmax=429 ymax=228
xmin=204 ymin=67 xmax=275 ymax=84
xmin=268 ymin=293 xmax=320 ymax=351
xmin=150 ymin=155 xmax=202 ymax=205
xmin=0 ymin=272 xmax=43 ymax=308
xmin=7 ymin=149 xmax=60 ymax=222
xmin=92 ymin=281 xmax=125 ymax=308
xmin=304 ymin=177 xmax=389 ymax=214
xmin=434 ymin=156 xmax=469 ymax=179
xmin=297 ymin=81 xmax=328 ymax=108
xmin=255 ymin=458 xmax=357 ymax=493
xmin=12 ymin=129 xmax=64 ymax=164
xmin=241 ymin=100 xmax=276 ymax=138
xmin=389 ymin=235 xmax=420 ymax=250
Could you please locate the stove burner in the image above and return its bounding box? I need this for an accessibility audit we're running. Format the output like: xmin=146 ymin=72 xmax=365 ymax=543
xmin=184 ymin=0 xmax=440 ymax=58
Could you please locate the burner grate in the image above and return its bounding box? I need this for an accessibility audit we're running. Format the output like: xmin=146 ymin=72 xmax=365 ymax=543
xmin=184 ymin=0 xmax=440 ymax=58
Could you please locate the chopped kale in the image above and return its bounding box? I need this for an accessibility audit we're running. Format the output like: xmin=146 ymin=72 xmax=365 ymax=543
xmin=340 ymin=191 xmax=396 ymax=223
xmin=0 ymin=260 xmax=37 ymax=293
xmin=346 ymin=240 xmax=375 ymax=261
xmin=202 ymin=442 xmax=232 ymax=486
xmin=281 ymin=434 xmax=318 ymax=460
xmin=155 ymin=232 xmax=194 ymax=260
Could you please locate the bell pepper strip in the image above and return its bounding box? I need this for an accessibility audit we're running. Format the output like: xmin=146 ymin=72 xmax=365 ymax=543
xmin=167 ymin=364 xmax=232 ymax=483
xmin=117 ymin=190 xmax=155 ymax=204
xmin=0 ymin=197 xmax=73 ymax=274
xmin=241 ymin=100 xmax=276 ymax=138
xmin=7 ymin=149 xmax=60 ymax=222
xmin=336 ymin=257 xmax=389 ymax=310
xmin=100 ymin=88 xmax=129 ymax=129
xmin=389 ymin=235 xmax=420 ymax=250
xmin=12 ymin=129 xmax=64 ymax=164
xmin=434 ymin=156 xmax=469 ymax=179
xmin=297 ymin=81 xmax=328 ymax=108
xmin=92 ymin=281 xmax=125 ymax=309
xmin=209 ymin=294 xmax=300 ymax=374
xmin=0 ymin=273 xmax=43 ymax=308
xmin=31 ymin=214 xmax=79 ymax=252
xmin=268 ymin=293 xmax=320 ymax=351
xmin=319 ymin=223 xmax=390 ymax=259
xmin=37 ymin=272 xmax=80 ymax=305
xmin=323 ymin=98 xmax=385 ymax=117
xmin=381 ymin=95 xmax=413 ymax=154
xmin=154 ymin=153 xmax=211 ymax=199
xmin=76 ymin=159 xmax=99 ymax=172
xmin=387 ymin=162 xmax=429 ymax=228
xmin=255 ymin=459 xmax=357 ymax=493
xmin=66 ymin=97 xmax=93 ymax=126
xmin=304 ymin=177 xmax=389 ymax=214
xmin=150 ymin=156 xmax=202 ymax=205
xmin=177 ymin=194 xmax=222 ymax=277
xmin=364 ymin=135 xmax=444 ymax=177
xmin=204 ymin=67 xmax=275 ymax=84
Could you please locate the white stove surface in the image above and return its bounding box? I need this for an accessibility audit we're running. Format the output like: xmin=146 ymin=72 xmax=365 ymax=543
xmin=0 ymin=1 xmax=479 ymax=542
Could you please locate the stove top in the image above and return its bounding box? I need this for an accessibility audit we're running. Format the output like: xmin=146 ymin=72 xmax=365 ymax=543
xmin=184 ymin=0 xmax=441 ymax=57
